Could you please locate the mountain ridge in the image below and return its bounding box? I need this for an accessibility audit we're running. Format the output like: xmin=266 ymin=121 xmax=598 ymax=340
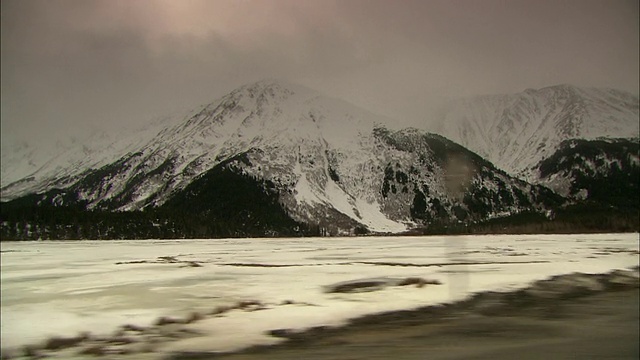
xmin=1 ymin=80 xmax=568 ymax=237
xmin=1 ymin=80 xmax=637 ymax=238
xmin=431 ymin=84 xmax=639 ymax=180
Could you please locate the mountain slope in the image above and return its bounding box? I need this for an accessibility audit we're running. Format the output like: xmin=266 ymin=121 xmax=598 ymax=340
xmin=431 ymin=85 xmax=639 ymax=180
xmin=534 ymin=138 xmax=639 ymax=208
xmin=0 ymin=117 xmax=176 ymax=200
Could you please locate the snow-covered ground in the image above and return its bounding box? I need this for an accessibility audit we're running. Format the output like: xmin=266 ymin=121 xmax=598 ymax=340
xmin=1 ymin=234 xmax=638 ymax=355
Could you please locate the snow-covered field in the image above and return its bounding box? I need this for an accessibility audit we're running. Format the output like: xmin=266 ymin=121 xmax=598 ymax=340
xmin=1 ymin=234 xmax=638 ymax=355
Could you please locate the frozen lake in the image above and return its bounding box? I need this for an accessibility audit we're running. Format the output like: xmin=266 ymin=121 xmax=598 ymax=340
xmin=1 ymin=233 xmax=638 ymax=355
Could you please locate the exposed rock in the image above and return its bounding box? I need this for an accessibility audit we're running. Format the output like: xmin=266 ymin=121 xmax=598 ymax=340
xmin=606 ymin=269 xmax=640 ymax=288
xmin=106 ymin=336 xmax=135 ymax=345
xmin=121 ymin=324 xmax=146 ymax=332
xmin=237 ymin=300 xmax=267 ymax=311
xmin=166 ymin=351 xmax=223 ymax=360
xmin=115 ymin=260 xmax=149 ymax=265
xmin=209 ymin=305 xmax=233 ymax=315
xmin=78 ymin=344 xmax=105 ymax=356
xmin=324 ymin=277 xmax=442 ymax=293
xmin=397 ymin=277 xmax=442 ymax=287
xmin=278 ymin=300 xmax=318 ymax=307
xmin=116 ymin=256 xmax=206 ymax=267
xmin=43 ymin=335 xmax=87 ymax=351
xmin=524 ymin=273 xmax=605 ymax=299
xmin=21 ymin=345 xmax=40 ymax=359
xmin=237 ymin=300 xmax=263 ymax=309
xmin=180 ymin=261 xmax=203 ymax=268
xmin=155 ymin=316 xmax=184 ymax=326
xmin=268 ymin=328 xmax=298 ymax=338
xmin=324 ymin=278 xmax=393 ymax=293
xmin=268 ymin=326 xmax=329 ymax=341
xmin=184 ymin=311 xmax=204 ymax=324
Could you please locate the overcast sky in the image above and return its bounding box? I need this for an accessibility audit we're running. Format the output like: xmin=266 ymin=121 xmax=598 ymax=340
xmin=2 ymin=0 xmax=638 ymax=146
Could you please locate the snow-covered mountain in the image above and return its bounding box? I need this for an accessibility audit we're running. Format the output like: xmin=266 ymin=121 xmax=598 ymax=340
xmin=431 ymin=85 xmax=639 ymax=181
xmin=1 ymin=80 xmax=558 ymax=236
xmin=0 ymin=116 xmax=178 ymax=198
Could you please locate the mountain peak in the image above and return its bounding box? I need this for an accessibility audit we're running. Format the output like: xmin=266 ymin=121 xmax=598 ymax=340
xmin=541 ymin=83 xmax=578 ymax=91
xmin=522 ymin=84 xmax=582 ymax=98
xmin=231 ymin=79 xmax=319 ymax=103
xmin=524 ymin=84 xmax=638 ymax=100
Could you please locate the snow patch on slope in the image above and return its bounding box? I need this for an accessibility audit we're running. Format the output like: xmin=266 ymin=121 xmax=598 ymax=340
xmin=292 ymin=154 xmax=407 ymax=233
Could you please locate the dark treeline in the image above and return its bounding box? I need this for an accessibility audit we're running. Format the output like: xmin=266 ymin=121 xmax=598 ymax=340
xmin=0 ymin=164 xmax=321 ymax=240
xmin=0 ymin=204 xmax=320 ymax=240
xmin=406 ymin=204 xmax=639 ymax=236
xmin=2 ymin=202 xmax=637 ymax=240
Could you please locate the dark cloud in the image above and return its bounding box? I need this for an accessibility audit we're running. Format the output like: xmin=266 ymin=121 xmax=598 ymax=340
xmin=2 ymin=0 xmax=638 ymax=147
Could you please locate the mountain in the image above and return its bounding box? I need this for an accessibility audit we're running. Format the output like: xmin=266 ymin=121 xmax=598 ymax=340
xmin=0 ymin=118 xmax=174 ymax=200
xmin=0 ymin=80 xmax=562 ymax=239
xmin=431 ymin=85 xmax=639 ymax=181
xmin=533 ymin=138 xmax=639 ymax=207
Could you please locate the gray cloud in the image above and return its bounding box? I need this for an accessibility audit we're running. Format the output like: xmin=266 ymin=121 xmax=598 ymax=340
xmin=2 ymin=0 xmax=638 ymax=147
